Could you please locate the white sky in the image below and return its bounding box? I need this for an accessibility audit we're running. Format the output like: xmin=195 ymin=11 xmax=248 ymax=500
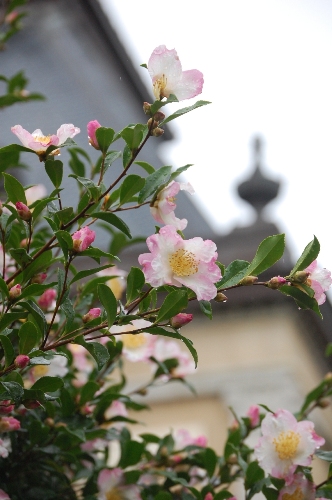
xmin=99 ymin=0 xmax=332 ymax=276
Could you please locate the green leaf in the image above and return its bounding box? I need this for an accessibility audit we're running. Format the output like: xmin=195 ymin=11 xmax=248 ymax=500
xmin=60 ymin=387 xmax=75 ymax=416
xmin=31 ymin=376 xmax=64 ymax=392
xmin=18 ymin=300 xmax=47 ymax=336
xmin=126 ymin=267 xmax=145 ymax=304
xmin=289 ymin=236 xmax=320 ymax=276
xmin=315 ymin=450 xmax=332 ymax=461
xmin=0 ymin=334 xmax=15 ymax=367
xmin=199 ymin=300 xmax=213 ymax=319
xmin=95 ymin=127 xmax=115 ymax=153
xmin=105 ymin=150 xmax=122 ymax=170
xmin=0 ymin=144 xmax=35 ymax=172
xmin=56 ymin=206 xmax=74 ymax=224
xmin=19 ymin=283 xmax=57 ymax=301
xmin=246 ymin=234 xmax=285 ymax=276
xmin=9 ymin=248 xmax=32 ymax=267
xmin=22 ymin=250 xmax=53 ymax=283
xmin=75 ymin=336 xmax=110 ymax=370
xmin=3 ymin=172 xmax=27 ymax=204
xmin=156 ymin=290 xmax=188 ymax=323
xmin=78 ymin=247 xmax=118 ymax=263
xmin=0 ymin=312 xmax=28 ymax=331
xmin=55 ymin=230 xmax=73 ymax=260
xmin=98 ymin=284 xmax=117 ymax=328
xmin=279 ymin=285 xmax=322 ymax=317
xmin=70 ymin=264 xmax=114 ymax=285
xmin=0 ymin=277 xmax=9 ymax=298
xmin=119 ymin=439 xmax=144 ymax=468
xmin=60 ymin=296 xmax=75 ymax=330
xmin=18 ymin=321 xmax=39 ymax=354
xmin=122 ymin=144 xmax=132 ymax=168
xmin=160 ymin=100 xmax=211 ymax=125
xmin=121 ymin=124 xmax=147 ymax=151
xmin=68 ymin=174 xmax=101 ymax=201
xmin=150 ymin=94 xmax=179 ymax=115
xmin=119 ymin=175 xmax=145 ymax=206
xmin=91 ymin=211 xmax=131 ymax=238
xmin=79 ymin=381 xmax=100 ymax=406
xmin=169 ymin=164 xmax=193 ymax=182
xmin=245 ymin=461 xmax=265 ymax=490
xmin=45 ymin=159 xmax=63 ymax=188
xmin=0 ymin=381 xmax=24 ymax=402
xmin=134 ymin=160 xmax=155 ymax=174
xmin=138 ymin=165 xmax=172 ymax=203
xmin=202 ymin=447 xmax=217 ymax=477
xmin=214 ymin=492 xmax=235 ymax=500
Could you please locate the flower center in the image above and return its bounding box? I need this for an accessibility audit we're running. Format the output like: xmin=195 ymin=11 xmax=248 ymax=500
xmin=32 ymin=365 xmax=49 ymax=378
xmin=122 ymin=333 xmax=147 ymax=350
xmin=33 ymin=134 xmax=51 ymax=145
xmin=153 ymin=74 xmax=167 ymax=100
xmin=169 ymin=249 xmax=198 ymax=277
xmin=105 ymin=488 xmax=122 ymax=500
xmin=281 ymin=487 xmax=304 ymax=500
xmin=273 ymin=430 xmax=300 ymax=460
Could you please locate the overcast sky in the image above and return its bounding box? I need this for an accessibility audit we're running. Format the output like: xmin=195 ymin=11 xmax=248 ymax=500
xmin=99 ymin=0 xmax=332 ymax=278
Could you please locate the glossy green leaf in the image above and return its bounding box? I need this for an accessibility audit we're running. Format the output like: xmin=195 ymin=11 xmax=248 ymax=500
xmin=31 ymin=376 xmax=64 ymax=392
xmin=246 ymin=234 xmax=285 ymax=276
xmin=122 ymin=144 xmax=132 ymax=168
xmin=91 ymin=211 xmax=131 ymax=238
xmin=199 ymin=300 xmax=213 ymax=319
xmin=0 ymin=334 xmax=15 ymax=367
xmin=134 ymin=160 xmax=155 ymax=174
xmin=160 ymin=100 xmax=211 ymax=125
xmin=98 ymin=283 xmax=117 ymax=328
xmin=138 ymin=165 xmax=172 ymax=203
xmin=79 ymin=381 xmax=100 ymax=406
xmin=119 ymin=175 xmax=145 ymax=206
xmin=150 ymin=94 xmax=179 ymax=115
xmin=126 ymin=267 xmax=145 ymax=304
xmin=245 ymin=461 xmax=265 ymax=490
xmin=9 ymin=248 xmax=32 ymax=267
xmin=217 ymin=260 xmax=250 ymax=289
xmin=45 ymin=159 xmax=63 ymax=188
xmin=3 ymin=172 xmax=27 ymax=204
xmin=156 ymin=290 xmax=188 ymax=323
xmin=19 ymin=300 xmax=47 ymax=336
xmin=95 ymin=127 xmax=115 ymax=153
xmin=0 ymin=381 xmax=24 ymax=402
xmin=19 ymin=282 xmax=57 ymax=301
xmin=202 ymin=447 xmax=217 ymax=477
xmin=289 ymin=236 xmax=320 ymax=276
xmin=279 ymin=284 xmax=322 ymax=317
xmin=0 ymin=312 xmax=28 ymax=331
xmin=119 ymin=439 xmax=144 ymax=468
xmin=55 ymin=230 xmax=73 ymax=260
xmin=75 ymin=336 xmax=110 ymax=370
xmin=21 ymin=250 xmax=53 ymax=282
xmin=18 ymin=321 xmax=39 ymax=354
xmin=169 ymin=164 xmax=193 ymax=182
xmin=0 ymin=277 xmax=9 ymax=298
xmin=70 ymin=264 xmax=113 ymax=285
xmin=121 ymin=124 xmax=147 ymax=151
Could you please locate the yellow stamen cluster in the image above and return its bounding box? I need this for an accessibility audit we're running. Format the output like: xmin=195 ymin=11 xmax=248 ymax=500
xmin=169 ymin=249 xmax=198 ymax=277
xmin=282 ymin=487 xmax=304 ymax=500
xmin=122 ymin=333 xmax=147 ymax=350
xmin=33 ymin=134 xmax=51 ymax=145
xmin=273 ymin=430 xmax=300 ymax=460
xmin=153 ymin=74 xmax=167 ymax=100
xmin=105 ymin=488 xmax=122 ymax=500
xmin=32 ymin=365 xmax=49 ymax=378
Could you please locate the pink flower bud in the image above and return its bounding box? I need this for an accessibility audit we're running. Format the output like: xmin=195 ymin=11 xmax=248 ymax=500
xmin=170 ymin=313 xmax=193 ymax=328
xmin=9 ymin=284 xmax=21 ymax=300
xmin=72 ymin=227 xmax=96 ymax=252
xmin=87 ymin=120 xmax=101 ymax=150
xmin=246 ymin=404 xmax=260 ymax=427
xmin=14 ymin=354 xmax=30 ymax=369
xmin=15 ymin=201 xmax=32 ymax=221
xmin=38 ymin=288 xmax=57 ymax=310
xmin=83 ymin=307 xmax=101 ymax=323
xmin=204 ymin=494 xmax=213 ymax=500
xmin=0 ymin=416 xmax=20 ymax=432
xmin=0 ymin=400 xmax=15 ymax=415
xmin=31 ymin=273 xmax=47 ymax=284
xmin=267 ymin=276 xmax=287 ymax=289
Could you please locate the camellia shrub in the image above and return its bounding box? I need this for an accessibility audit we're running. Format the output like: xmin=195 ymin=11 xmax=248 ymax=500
xmin=1 ymin=3 xmax=332 ymax=499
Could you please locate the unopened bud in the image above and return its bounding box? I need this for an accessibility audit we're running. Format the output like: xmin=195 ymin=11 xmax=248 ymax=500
xmin=87 ymin=120 xmax=101 ymax=150
xmin=266 ymin=276 xmax=287 ymax=289
xmin=239 ymin=276 xmax=258 ymax=286
xmin=0 ymin=400 xmax=15 ymax=415
xmin=83 ymin=307 xmax=101 ymax=323
xmin=9 ymin=284 xmax=21 ymax=300
xmin=227 ymin=453 xmax=238 ymax=465
xmin=44 ymin=417 xmax=55 ymax=427
xmin=170 ymin=313 xmax=193 ymax=329
xmin=151 ymin=127 xmax=164 ymax=137
xmin=14 ymin=354 xmax=30 ymax=369
xmin=153 ymin=111 xmax=165 ymax=123
xmin=20 ymin=238 xmax=28 ymax=248
xmin=137 ymin=388 xmax=147 ymax=396
xmin=143 ymin=102 xmax=152 ymax=115
xmin=16 ymin=201 xmax=32 ymax=221
xmin=31 ymin=273 xmax=47 ymax=284
xmin=290 ymin=271 xmax=309 ymax=284
xmin=215 ymin=292 xmax=228 ymax=302
xmin=318 ymin=399 xmax=330 ymax=408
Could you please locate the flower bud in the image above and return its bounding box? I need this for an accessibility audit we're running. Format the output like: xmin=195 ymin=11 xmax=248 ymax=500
xmin=31 ymin=273 xmax=47 ymax=284
xmin=266 ymin=276 xmax=287 ymax=289
xmin=72 ymin=227 xmax=96 ymax=252
xmin=0 ymin=400 xmax=15 ymax=415
xmin=83 ymin=307 xmax=101 ymax=323
xmin=227 ymin=453 xmax=238 ymax=465
xmin=239 ymin=276 xmax=258 ymax=286
xmin=204 ymin=494 xmax=213 ymax=500
xmin=20 ymin=238 xmax=28 ymax=248
xmin=246 ymin=404 xmax=260 ymax=427
xmin=151 ymin=127 xmax=164 ymax=137
xmin=8 ymin=284 xmax=21 ymax=300
xmin=143 ymin=102 xmax=152 ymax=115
xmin=14 ymin=354 xmax=30 ymax=369
xmin=44 ymin=417 xmax=55 ymax=427
xmin=170 ymin=313 xmax=193 ymax=329
xmin=214 ymin=292 xmax=228 ymax=302
xmin=317 ymin=398 xmax=330 ymax=408
xmin=0 ymin=416 xmax=20 ymax=431
xmin=87 ymin=120 xmax=101 ymax=150
xmin=147 ymin=118 xmax=158 ymax=129
xmin=325 ymin=372 xmax=332 ymax=382
xmin=16 ymin=201 xmax=32 ymax=221
xmin=290 ymin=271 xmax=309 ymax=284
xmin=38 ymin=288 xmax=56 ymax=310
xmin=153 ymin=111 xmax=165 ymax=123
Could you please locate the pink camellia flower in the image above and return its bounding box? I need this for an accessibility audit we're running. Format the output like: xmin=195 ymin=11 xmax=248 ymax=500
xmin=104 ymin=400 xmax=128 ymax=424
xmin=246 ymin=405 xmax=260 ymax=428
xmin=38 ymin=288 xmax=57 ymax=310
xmin=148 ymin=45 xmax=204 ymax=101
xmin=87 ymin=120 xmax=101 ymax=149
xmin=152 ymin=338 xmax=195 ymax=379
xmin=0 ymin=416 xmax=20 ymax=432
xmin=278 ymin=474 xmax=315 ymax=500
xmin=254 ymin=409 xmax=325 ymax=481
xmin=138 ymin=225 xmax=221 ymax=301
xmin=25 ymin=184 xmax=47 ymax=205
xmin=97 ymin=468 xmax=141 ymax=500
xmin=16 ymin=201 xmax=32 ymax=221
xmin=110 ymin=319 xmax=156 ymax=362
xmin=305 ymin=260 xmax=332 ymax=305
xmin=83 ymin=307 xmax=101 ymax=323
xmin=0 ymin=489 xmax=10 ymax=500
xmin=170 ymin=313 xmax=193 ymax=329
xmin=174 ymin=429 xmax=207 ymax=449
xmin=11 ymin=124 xmax=80 ymax=158
xmin=150 ymin=181 xmax=194 ymax=230
xmin=72 ymin=226 xmax=96 ymax=252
